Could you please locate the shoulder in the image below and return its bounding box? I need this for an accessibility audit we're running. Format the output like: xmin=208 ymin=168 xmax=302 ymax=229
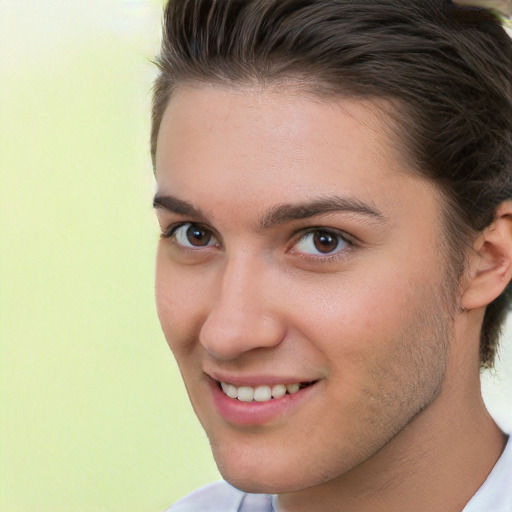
xmin=165 ymin=481 xmax=274 ymax=512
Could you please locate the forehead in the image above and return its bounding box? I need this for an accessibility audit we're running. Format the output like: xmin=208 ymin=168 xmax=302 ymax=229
xmin=155 ymin=84 xmax=437 ymax=223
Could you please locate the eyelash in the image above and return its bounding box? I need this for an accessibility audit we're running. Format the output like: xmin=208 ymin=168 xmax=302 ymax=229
xmin=160 ymin=222 xmax=219 ymax=244
xmin=160 ymin=222 xmax=355 ymax=261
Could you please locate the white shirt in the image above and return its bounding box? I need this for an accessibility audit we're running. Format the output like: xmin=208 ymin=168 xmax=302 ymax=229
xmin=168 ymin=435 xmax=511 ymax=512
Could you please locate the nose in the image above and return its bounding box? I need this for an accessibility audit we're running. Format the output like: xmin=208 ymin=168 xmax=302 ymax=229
xmin=199 ymin=254 xmax=286 ymax=361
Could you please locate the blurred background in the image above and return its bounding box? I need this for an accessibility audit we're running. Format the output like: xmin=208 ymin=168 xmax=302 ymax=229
xmin=0 ymin=1 xmax=511 ymax=511
xmin=0 ymin=1 xmax=220 ymax=511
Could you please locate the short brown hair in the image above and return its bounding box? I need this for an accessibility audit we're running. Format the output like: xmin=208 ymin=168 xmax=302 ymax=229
xmin=151 ymin=0 xmax=512 ymax=367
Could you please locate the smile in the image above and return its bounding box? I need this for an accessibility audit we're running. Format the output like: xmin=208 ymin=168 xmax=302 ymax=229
xmin=219 ymin=381 xmax=314 ymax=403
xmin=209 ymin=376 xmax=321 ymax=425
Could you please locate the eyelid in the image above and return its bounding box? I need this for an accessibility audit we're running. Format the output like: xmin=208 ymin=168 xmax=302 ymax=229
xmin=160 ymin=221 xmax=204 ymax=238
xmin=160 ymin=221 xmax=184 ymax=239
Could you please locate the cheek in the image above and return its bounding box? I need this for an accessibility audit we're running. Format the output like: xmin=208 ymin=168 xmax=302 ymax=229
xmin=154 ymin=249 xmax=209 ymax=352
xmin=287 ymin=258 xmax=444 ymax=363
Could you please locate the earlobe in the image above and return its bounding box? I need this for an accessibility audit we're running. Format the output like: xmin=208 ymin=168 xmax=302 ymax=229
xmin=461 ymin=201 xmax=512 ymax=310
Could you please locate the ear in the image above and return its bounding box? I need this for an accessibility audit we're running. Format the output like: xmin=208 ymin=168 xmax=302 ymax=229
xmin=461 ymin=201 xmax=512 ymax=310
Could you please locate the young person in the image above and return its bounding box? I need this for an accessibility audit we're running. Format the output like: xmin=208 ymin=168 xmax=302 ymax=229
xmin=151 ymin=1 xmax=512 ymax=510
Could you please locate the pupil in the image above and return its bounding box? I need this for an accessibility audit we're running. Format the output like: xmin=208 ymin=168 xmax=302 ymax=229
xmin=313 ymin=231 xmax=338 ymax=253
xmin=186 ymin=225 xmax=211 ymax=246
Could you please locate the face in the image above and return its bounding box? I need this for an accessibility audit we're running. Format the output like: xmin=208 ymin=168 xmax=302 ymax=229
xmin=154 ymin=85 xmax=454 ymax=494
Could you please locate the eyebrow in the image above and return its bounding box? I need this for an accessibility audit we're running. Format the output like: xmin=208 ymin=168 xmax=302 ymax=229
xmin=259 ymin=195 xmax=386 ymax=229
xmin=153 ymin=194 xmax=208 ymax=222
xmin=153 ymin=193 xmax=386 ymax=229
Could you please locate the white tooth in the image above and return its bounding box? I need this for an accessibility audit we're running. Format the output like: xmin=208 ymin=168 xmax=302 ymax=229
xmin=237 ymin=386 xmax=255 ymax=402
xmin=221 ymin=382 xmax=229 ymax=393
xmin=226 ymin=384 xmax=238 ymax=399
xmin=286 ymin=383 xmax=300 ymax=394
xmin=254 ymin=386 xmax=272 ymax=402
xmin=271 ymin=384 xmax=287 ymax=399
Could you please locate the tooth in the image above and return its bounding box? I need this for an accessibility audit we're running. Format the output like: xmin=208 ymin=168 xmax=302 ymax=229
xmin=254 ymin=386 xmax=272 ymax=402
xmin=226 ymin=384 xmax=238 ymax=399
xmin=237 ymin=386 xmax=255 ymax=402
xmin=220 ymin=381 xmax=305 ymax=401
xmin=271 ymin=384 xmax=287 ymax=399
xmin=286 ymin=383 xmax=300 ymax=394
xmin=220 ymin=382 xmax=238 ymax=399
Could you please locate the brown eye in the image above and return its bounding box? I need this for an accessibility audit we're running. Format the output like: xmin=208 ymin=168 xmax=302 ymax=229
xmin=312 ymin=231 xmax=339 ymax=253
xmin=173 ymin=223 xmax=217 ymax=248
xmin=294 ymin=229 xmax=349 ymax=256
xmin=186 ymin=225 xmax=212 ymax=246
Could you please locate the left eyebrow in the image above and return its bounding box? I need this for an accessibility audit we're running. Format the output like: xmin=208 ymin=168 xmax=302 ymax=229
xmin=258 ymin=196 xmax=386 ymax=229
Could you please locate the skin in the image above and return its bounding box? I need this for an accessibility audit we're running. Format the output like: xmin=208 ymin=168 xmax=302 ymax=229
xmin=154 ymin=84 xmax=509 ymax=512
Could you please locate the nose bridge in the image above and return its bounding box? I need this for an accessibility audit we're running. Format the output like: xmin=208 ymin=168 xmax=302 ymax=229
xmin=199 ymin=250 xmax=284 ymax=360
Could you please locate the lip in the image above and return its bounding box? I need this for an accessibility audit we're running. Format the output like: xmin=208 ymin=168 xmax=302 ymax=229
xmin=206 ymin=370 xmax=316 ymax=388
xmin=207 ymin=374 xmax=320 ymax=426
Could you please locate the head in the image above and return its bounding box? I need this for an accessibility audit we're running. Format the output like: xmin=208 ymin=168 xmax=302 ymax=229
xmin=151 ymin=0 xmax=512 ymax=497
xmin=152 ymin=0 xmax=512 ymax=368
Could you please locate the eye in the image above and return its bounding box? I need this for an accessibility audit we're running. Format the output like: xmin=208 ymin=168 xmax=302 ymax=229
xmin=171 ymin=223 xmax=219 ymax=248
xmin=293 ymin=229 xmax=349 ymax=256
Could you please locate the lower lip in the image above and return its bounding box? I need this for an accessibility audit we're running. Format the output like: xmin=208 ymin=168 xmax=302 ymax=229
xmin=208 ymin=378 xmax=318 ymax=426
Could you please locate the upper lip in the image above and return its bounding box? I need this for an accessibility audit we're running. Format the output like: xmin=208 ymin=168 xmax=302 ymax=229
xmin=205 ymin=370 xmax=318 ymax=388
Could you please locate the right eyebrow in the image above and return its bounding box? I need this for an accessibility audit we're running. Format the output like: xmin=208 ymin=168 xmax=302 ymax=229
xmin=153 ymin=194 xmax=208 ymax=222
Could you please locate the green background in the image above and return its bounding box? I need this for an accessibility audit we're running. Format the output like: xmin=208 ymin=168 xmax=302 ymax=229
xmin=0 ymin=2 xmax=220 ymax=511
xmin=0 ymin=1 xmax=510 ymax=511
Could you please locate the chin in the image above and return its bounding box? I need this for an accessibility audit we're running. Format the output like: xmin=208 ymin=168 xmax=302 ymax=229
xmin=223 ymin=477 xmax=282 ymax=495
xmin=211 ymin=442 xmax=341 ymax=496
xmin=219 ymin=468 xmax=299 ymax=495
xmin=211 ymin=445 xmax=301 ymax=494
